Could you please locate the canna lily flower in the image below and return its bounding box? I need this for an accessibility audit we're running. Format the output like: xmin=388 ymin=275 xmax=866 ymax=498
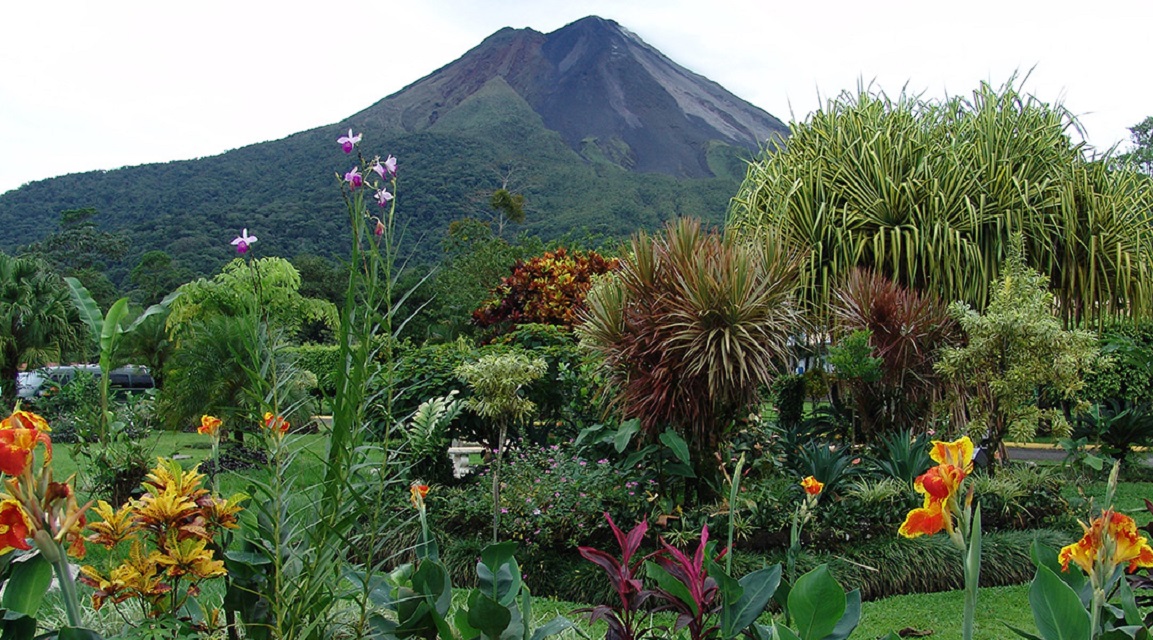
xmin=198 ymin=415 xmax=222 ymax=437
xmin=344 ymin=167 xmax=363 ymax=188
xmin=1060 ymin=511 xmax=1153 ymax=575
xmin=337 ymin=128 xmax=362 ymax=153
xmin=929 ymin=436 xmax=975 ymax=473
xmin=231 ymin=229 xmax=257 ymax=254
xmin=410 ymin=483 xmax=430 ymax=510
xmin=0 ymin=425 xmax=50 ymax=476
xmin=263 ymin=412 xmax=289 ymax=434
xmin=899 ymin=453 xmax=971 ymax=538
xmin=2 ymin=410 xmax=49 ymax=432
xmin=374 ymin=188 xmax=393 ymax=207
xmin=0 ymin=499 xmax=32 ymax=554
xmin=800 ymin=476 xmax=824 ymax=496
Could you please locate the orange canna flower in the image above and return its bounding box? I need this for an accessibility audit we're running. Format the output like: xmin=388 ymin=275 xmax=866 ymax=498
xmin=263 ymin=412 xmax=289 ymax=434
xmin=0 ymin=499 xmax=32 ymax=554
xmin=800 ymin=476 xmax=824 ymax=496
xmin=929 ymin=436 xmax=974 ymax=474
xmin=0 ymin=426 xmax=50 ymax=476
xmin=198 ymin=415 xmax=222 ymax=437
xmin=1060 ymin=511 xmax=1153 ymax=575
xmin=899 ymin=463 xmax=969 ymax=538
xmin=410 ymin=483 xmax=430 ymax=509
xmin=2 ymin=410 xmax=49 ymax=432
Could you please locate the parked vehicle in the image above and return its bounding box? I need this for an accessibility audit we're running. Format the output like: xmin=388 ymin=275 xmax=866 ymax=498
xmin=16 ymin=365 xmax=155 ymax=400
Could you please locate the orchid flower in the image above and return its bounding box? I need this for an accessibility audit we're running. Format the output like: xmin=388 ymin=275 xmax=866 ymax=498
xmin=374 ymin=188 xmax=393 ymax=207
xmin=344 ymin=167 xmax=363 ymax=188
xmin=337 ymin=129 xmax=362 ymax=154
xmin=231 ymin=229 xmax=257 ymax=254
xmin=382 ymin=155 xmax=397 ymax=176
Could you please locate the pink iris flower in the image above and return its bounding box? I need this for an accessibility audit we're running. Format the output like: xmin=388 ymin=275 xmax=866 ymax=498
xmin=337 ymin=129 xmax=362 ymax=154
xmin=374 ymin=188 xmax=393 ymax=207
xmin=345 ymin=167 xmax=363 ymax=188
xmin=231 ymin=229 xmax=257 ymax=254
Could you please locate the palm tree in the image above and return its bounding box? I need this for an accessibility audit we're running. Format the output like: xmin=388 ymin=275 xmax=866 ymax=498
xmin=0 ymin=254 xmax=81 ymax=403
xmin=728 ymin=78 xmax=1153 ymax=325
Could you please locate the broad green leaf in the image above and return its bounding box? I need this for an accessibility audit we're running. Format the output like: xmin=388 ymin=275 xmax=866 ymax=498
xmin=64 ymin=277 xmax=103 ymax=343
xmin=1119 ymin=577 xmax=1142 ymax=626
xmin=530 ymin=616 xmax=574 ymax=640
xmin=123 ymin=289 xmax=180 ymax=334
xmin=659 ymin=429 xmax=691 ymax=466
xmin=412 ymin=560 xmax=453 ymax=617
xmin=2 ymin=554 xmax=52 ymax=616
xmin=614 ymin=419 xmax=641 ymax=453
xmin=1029 ymin=565 xmax=1091 ymax=640
xmin=0 ymin=613 xmax=37 ymax=640
xmin=646 ymin=560 xmax=698 ymax=618
xmin=787 ymin=565 xmax=844 ymax=640
xmin=1029 ymin=540 xmax=1089 ymax=605
xmin=1005 ymin=624 xmax=1044 ymax=640
xmin=466 ymin=590 xmax=512 ymax=640
xmin=477 ymin=541 xmax=521 ymax=606
xmin=721 ymin=565 xmax=781 ymax=638
xmin=771 ymin=622 xmax=802 ymax=640
xmin=825 ymin=589 xmax=861 ymax=640
xmin=99 ymin=297 xmax=130 ymax=358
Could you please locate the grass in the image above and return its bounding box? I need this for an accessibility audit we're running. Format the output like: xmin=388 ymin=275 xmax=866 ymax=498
xmin=857 ymin=584 xmax=1035 ymax=640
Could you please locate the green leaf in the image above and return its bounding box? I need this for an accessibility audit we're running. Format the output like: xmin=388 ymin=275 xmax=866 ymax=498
xmin=2 ymin=554 xmax=52 ymax=616
xmin=825 ymin=589 xmax=861 ymax=640
xmin=1029 ymin=540 xmax=1088 ymax=605
xmin=1119 ymin=576 xmax=1143 ymax=626
xmin=0 ymin=613 xmax=36 ymax=640
xmin=787 ymin=565 xmax=845 ymax=640
xmin=64 ymin=277 xmax=103 ymax=344
xmin=1005 ymin=624 xmax=1044 ymax=640
xmin=477 ymin=541 xmax=521 ymax=606
xmin=771 ymin=622 xmax=802 ymax=640
xmin=721 ymin=565 xmax=780 ymax=638
xmin=123 ymin=289 xmax=180 ymax=334
xmin=1029 ymin=565 xmax=1092 ymax=640
xmin=659 ymin=429 xmax=691 ymax=466
xmin=466 ymin=590 xmax=512 ymax=640
xmin=530 ymin=616 xmax=574 ymax=640
xmin=646 ymin=561 xmax=698 ymax=618
xmin=57 ymin=627 xmax=105 ymax=640
xmin=412 ymin=560 xmax=453 ymax=618
xmin=99 ymin=297 xmax=130 ymax=359
xmin=613 ymin=419 xmax=641 ymax=453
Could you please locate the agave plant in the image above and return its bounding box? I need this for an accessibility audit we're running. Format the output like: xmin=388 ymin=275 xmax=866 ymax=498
xmin=577 ymin=218 xmax=802 ymax=497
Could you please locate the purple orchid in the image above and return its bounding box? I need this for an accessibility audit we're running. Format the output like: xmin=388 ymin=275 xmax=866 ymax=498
xmin=231 ymin=228 xmax=257 ymax=254
xmin=374 ymin=220 xmax=385 ymax=237
xmin=344 ymin=167 xmax=363 ymax=188
xmin=337 ymin=129 xmax=362 ymax=154
xmin=382 ymin=155 xmax=397 ymax=176
xmin=374 ymin=188 xmax=393 ymax=207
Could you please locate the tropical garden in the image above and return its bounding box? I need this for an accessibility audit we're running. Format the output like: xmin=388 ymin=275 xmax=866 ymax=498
xmin=2 ymin=79 xmax=1153 ymax=640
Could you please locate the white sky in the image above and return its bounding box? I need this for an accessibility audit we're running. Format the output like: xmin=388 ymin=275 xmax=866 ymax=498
xmin=1 ymin=0 xmax=1150 ymax=195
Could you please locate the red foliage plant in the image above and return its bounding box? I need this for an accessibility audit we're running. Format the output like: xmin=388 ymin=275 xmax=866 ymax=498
xmin=472 ymin=248 xmax=618 ymax=334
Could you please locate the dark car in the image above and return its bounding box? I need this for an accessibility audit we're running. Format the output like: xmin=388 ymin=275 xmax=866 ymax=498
xmin=17 ymin=364 xmax=155 ymax=400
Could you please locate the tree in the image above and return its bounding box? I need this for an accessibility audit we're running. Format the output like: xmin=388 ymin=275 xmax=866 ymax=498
xmin=936 ymin=238 xmax=1099 ymax=461
xmin=1118 ymin=116 xmax=1153 ymax=175
xmin=22 ymin=208 xmax=129 ymax=309
xmin=728 ymin=79 xmax=1153 ymax=324
xmin=456 ymin=351 xmax=547 ymax=543
xmin=0 ymin=254 xmax=81 ymax=403
xmin=577 ymin=218 xmax=802 ymax=497
xmin=128 ymin=250 xmax=191 ymax=306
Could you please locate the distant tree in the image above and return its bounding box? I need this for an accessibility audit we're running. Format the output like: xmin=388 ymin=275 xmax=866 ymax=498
xmin=129 ymin=250 xmax=191 ymax=306
xmin=488 ymin=188 xmax=526 ymax=237
xmin=0 ymin=254 xmax=81 ymax=403
xmin=1118 ymin=116 xmax=1153 ymax=175
xmin=292 ymin=254 xmax=348 ymax=306
xmin=22 ymin=208 xmax=129 ymax=308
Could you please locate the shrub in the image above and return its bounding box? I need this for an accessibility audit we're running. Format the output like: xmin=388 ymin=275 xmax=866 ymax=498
xmin=472 ymin=247 xmax=618 ymax=335
xmin=286 ymin=343 xmax=340 ymax=397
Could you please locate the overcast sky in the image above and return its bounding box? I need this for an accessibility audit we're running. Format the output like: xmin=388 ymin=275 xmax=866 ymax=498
xmin=1 ymin=0 xmax=1150 ymax=195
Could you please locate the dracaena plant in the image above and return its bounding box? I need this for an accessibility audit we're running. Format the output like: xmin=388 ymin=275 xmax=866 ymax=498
xmin=576 ymin=514 xmax=661 ymax=640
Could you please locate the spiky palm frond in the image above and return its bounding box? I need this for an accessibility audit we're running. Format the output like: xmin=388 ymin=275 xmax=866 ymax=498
xmin=729 ymin=78 xmax=1153 ymax=325
xmin=0 ymin=254 xmax=81 ymax=402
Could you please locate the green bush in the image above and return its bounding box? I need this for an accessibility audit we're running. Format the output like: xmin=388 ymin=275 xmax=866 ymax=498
xmin=1082 ymin=319 xmax=1153 ymax=405
xmin=286 ymin=343 xmax=340 ymax=397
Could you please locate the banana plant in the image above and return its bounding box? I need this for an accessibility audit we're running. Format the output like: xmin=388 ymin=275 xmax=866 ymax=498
xmin=64 ymin=277 xmax=178 ymax=439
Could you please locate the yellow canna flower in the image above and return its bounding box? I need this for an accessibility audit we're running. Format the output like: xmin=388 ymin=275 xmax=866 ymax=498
xmin=1060 ymin=511 xmax=1153 ymax=575
xmin=800 ymin=476 xmax=824 ymax=496
xmin=410 ymin=482 xmax=430 ymax=509
xmin=198 ymin=415 xmax=222 ymax=437
xmin=929 ymin=436 xmax=974 ymax=474
xmin=899 ymin=463 xmax=968 ymax=538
